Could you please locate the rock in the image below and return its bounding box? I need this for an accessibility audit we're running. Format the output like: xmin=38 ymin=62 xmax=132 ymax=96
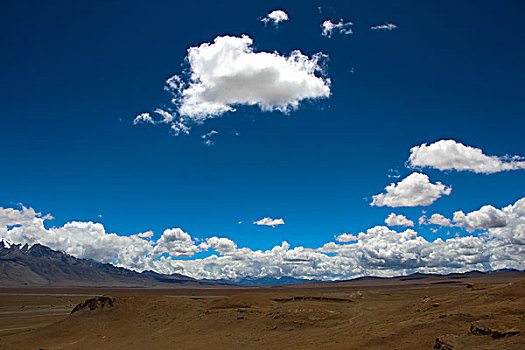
xmin=470 ymin=319 xmax=520 ymax=338
xmin=71 ymin=296 xmax=116 ymax=314
xmin=434 ymin=334 xmax=459 ymax=350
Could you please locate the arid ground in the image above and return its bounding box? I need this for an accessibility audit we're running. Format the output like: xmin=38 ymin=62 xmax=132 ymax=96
xmin=0 ymin=272 xmax=524 ymax=349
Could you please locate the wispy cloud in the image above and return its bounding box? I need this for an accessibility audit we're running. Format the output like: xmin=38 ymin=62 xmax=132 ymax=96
xmin=408 ymin=139 xmax=525 ymax=174
xmin=321 ymin=19 xmax=353 ymax=38
xmin=387 ymin=168 xmax=401 ymax=178
xmin=371 ymin=23 xmax=397 ymax=31
xmin=201 ymin=130 xmax=218 ymax=146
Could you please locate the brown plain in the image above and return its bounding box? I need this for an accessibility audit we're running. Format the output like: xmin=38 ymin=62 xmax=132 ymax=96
xmin=0 ymin=271 xmax=524 ymax=349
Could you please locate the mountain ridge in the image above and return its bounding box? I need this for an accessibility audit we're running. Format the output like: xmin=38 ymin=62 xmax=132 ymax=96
xmin=0 ymin=241 xmax=204 ymax=288
xmin=1 ymin=241 xmax=522 ymax=288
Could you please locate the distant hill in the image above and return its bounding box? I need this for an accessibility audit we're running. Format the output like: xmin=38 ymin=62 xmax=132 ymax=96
xmin=208 ymin=275 xmax=318 ymax=286
xmin=0 ymin=241 xmax=209 ymax=288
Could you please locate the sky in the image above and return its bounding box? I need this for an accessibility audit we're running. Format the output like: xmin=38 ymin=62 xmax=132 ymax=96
xmin=1 ymin=0 xmax=524 ymax=281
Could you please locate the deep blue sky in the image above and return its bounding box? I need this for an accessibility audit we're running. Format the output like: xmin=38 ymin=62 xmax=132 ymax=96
xmin=1 ymin=0 xmax=524 ymax=252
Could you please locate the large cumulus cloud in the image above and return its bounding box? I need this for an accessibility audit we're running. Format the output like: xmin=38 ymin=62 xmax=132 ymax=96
xmin=134 ymin=35 xmax=330 ymax=134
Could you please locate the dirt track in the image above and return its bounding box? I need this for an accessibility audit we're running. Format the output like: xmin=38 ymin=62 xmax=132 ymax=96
xmin=0 ymin=276 xmax=524 ymax=349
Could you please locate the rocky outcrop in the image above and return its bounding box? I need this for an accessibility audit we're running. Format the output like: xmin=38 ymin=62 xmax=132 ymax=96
xmin=470 ymin=319 xmax=520 ymax=338
xmin=434 ymin=334 xmax=459 ymax=350
xmin=71 ymin=296 xmax=116 ymax=314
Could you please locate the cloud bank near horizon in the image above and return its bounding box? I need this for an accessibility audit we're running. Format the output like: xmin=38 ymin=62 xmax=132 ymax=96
xmin=1 ymin=197 xmax=524 ymax=281
xmin=134 ymin=35 xmax=330 ymax=135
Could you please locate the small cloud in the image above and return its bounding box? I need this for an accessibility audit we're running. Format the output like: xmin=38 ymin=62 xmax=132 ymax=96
xmin=201 ymin=130 xmax=218 ymax=146
xmin=408 ymin=139 xmax=525 ymax=174
xmin=385 ymin=213 xmax=414 ymax=227
xmin=253 ymin=217 xmax=285 ymax=227
xmin=335 ymin=233 xmax=358 ymax=242
xmin=371 ymin=172 xmax=451 ymax=207
xmin=138 ymin=231 xmax=154 ymax=238
xmin=387 ymin=168 xmax=401 ymax=178
xmin=261 ymin=10 xmax=289 ymax=26
xmin=428 ymin=213 xmax=452 ymax=227
xmin=371 ymin=23 xmax=398 ymax=31
xmin=321 ymin=19 xmax=353 ymax=38
xmin=133 ymin=112 xmax=154 ymax=125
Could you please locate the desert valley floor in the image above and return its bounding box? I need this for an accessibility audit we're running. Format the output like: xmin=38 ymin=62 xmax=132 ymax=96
xmin=0 ymin=272 xmax=524 ymax=349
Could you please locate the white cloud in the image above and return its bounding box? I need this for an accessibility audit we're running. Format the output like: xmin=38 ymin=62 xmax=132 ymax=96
xmin=138 ymin=231 xmax=154 ymax=238
xmin=335 ymin=233 xmax=358 ymax=242
xmin=453 ymin=205 xmax=508 ymax=232
xmin=138 ymin=35 xmax=330 ymax=134
xmin=133 ymin=113 xmax=154 ymax=125
xmin=154 ymin=228 xmax=201 ymax=257
xmin=486 ymin=198 xmax=525 ymax=245
xmin=408 ymin=139 xmax=525 ymax=174
xmin=371 ymin=172 xmax=452 ymax=207
xmin=201 ymin=130 xmax=218 ymax=146
xmin=428 ymin=213 xmax=452 ymax=227
xmin=200 ymin=236 xmax=237 ymax=254
xmin=253 ymin=217 xmax=285 ymax=227
xmin=387 ymin=169 xmax=401 ymax=179
xmin=418 ymin=215 xmax=427 ymax=226
xmin=371 ymin=23 xmax=397 ymax=31
xmin=385 ymin=213 xmax=414 ymax=227
xmin=1 ymin=197 xmax=524 ymax=281
xmin=0 ymin=206 xmax=52 ymax=226
xmin=0 ymin=212 xmax=199 ymax=272
xmin=261 ymin=10 xmax=289 ymax=26
xmin=321 ymin=19 xmax=353 ymax=38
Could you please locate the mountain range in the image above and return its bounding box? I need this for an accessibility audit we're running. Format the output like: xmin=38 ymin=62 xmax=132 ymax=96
xmin=1 ymin=241 xmax=522 ymax=288
xmin=0 ymin=241 xmax=204 ymax=288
